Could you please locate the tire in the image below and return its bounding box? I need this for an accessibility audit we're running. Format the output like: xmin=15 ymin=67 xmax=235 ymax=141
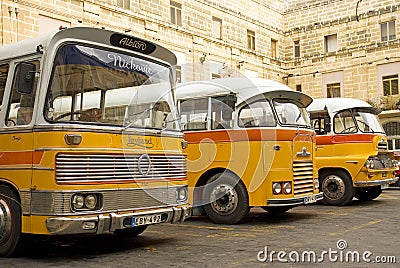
xmin=202 ymin=173 xmax=249 ymax=224
xmin=319 ymin=170 xmax=354 ymax=206
xmin=261 ymin=206 xmax=293 ymax=215
xmin=114 ymin=225 xmax=148 ymax=237
xmin=354 ymin=186 xmax=382 ymax=201
xmin=0 ymin=185 xmax=22 ymax=257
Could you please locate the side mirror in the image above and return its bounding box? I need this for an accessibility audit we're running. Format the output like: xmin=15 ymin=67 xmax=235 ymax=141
xmin=16 ymin=62 xmax=36 ymax=94
xmin=324 ymin=116 xmax=331 ymax=133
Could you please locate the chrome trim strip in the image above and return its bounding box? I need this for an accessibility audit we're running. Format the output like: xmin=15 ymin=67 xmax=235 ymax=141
xmin=26 ymin=186 xmax=188 ymax=216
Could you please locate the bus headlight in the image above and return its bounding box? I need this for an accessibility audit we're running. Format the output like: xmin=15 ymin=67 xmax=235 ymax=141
xmin=283 ymin=182 xmax=292 ymax=194
xmin=85 ymin=194 xmax=97 ymax=210
xmin=392 ymin=159 xmax=398 ymax=168
xmin=73 ymin=195 xmax=84 ymax=209
xmin=313 ymin=178 xmax=319 ymax=189
xmin=365 ymin=159 xmax=375 ymax=169
xmin=71 ymin=193 xmax=101 ymax=211
xmin=176 ymin=187 xmax=188 ymax=202
xmin=272 ymin=182 xmax=282 ymax=194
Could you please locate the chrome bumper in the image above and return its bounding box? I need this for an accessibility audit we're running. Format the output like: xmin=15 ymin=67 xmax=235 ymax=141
xmin=354 ymin=177 xmax=398 ymax=187
xmin=267 ymin=192 xmax=323 ymax=207
xmin=46 ymin=205 xmax=192 ymax=235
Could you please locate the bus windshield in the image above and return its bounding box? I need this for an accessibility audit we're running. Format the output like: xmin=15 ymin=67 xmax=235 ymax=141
xmin=273 ymin=98 xmax=310 ymax=127
xmin=45 ymin=44 xmax=178 ymax=130
xmin=353 ymin=108 xmax=384 ymax=133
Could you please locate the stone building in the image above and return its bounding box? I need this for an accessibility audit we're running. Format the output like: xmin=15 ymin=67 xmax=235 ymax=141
xmin=1 ymin=0 xmax=400 ymax=144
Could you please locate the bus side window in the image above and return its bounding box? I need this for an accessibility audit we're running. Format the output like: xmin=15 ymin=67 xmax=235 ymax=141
xmin=180 ymin=98 xmax=208 ymax=131
xmin=6 ymin=61 xmax=40 ymax=126
xmin=0 ymin=64 xmax=9 ymax=125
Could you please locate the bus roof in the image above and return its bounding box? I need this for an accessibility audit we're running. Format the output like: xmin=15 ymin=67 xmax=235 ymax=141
xmin=176 ymin=77 xmax=313 ymax=107
xmin=307 ymin=98 xmax=374 ymax=115
xmin=0 ymin=27 xmax=176 ymax=65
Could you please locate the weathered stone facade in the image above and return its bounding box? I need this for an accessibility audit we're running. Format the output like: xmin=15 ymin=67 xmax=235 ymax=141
xmin=0 ymin=0 xmax=399 ymax=104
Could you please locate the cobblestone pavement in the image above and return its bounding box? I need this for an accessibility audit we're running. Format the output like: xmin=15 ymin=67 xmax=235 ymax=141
xmin=2 ymin=188 xmax=400 ymax=268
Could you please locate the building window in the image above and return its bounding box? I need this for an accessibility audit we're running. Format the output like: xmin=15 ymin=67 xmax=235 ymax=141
xmin=247 ymin=30 xmax=255 ymax=51
xmin=381 ymin=21 xmax=396 ymax=42
xmin=271 ymin=39 xmax=277 ymax=58
xmin=294 ymin=40 xmax=300 ymax=58
xmin=170 ymin=1 xmax=182 ymax=26
xmin=383 ymin=121 xmax=400 ymax=150
xmin=117 ymin=0 xmax=130 ymax=9
xmin=383 ymin=75 xmax=399 ymax=96
xmin=327 ymin=83 xmax=341 ymax=98
xmin=296 ymin=84 xmax=302 ymax=92
xmin=212 ymin=17 xmax=222 ymax=39
xmin=324 ymin=34 xmax=337 ymax=53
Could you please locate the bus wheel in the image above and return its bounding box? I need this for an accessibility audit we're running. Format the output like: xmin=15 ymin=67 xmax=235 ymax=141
xmin=261 ymin=206 xmax=293 ymax=215
xmin=203 ymin=173 xmax=249 ymax=224
xmin=354 ymin=186 xmax=382 ymax=201
xmin=0 ymin=186 xmax=22 ymax=257
xmin=319 ymin=170 xmax=354 ymax=206
xmin=114 ymin=225 xmax=148 ymax=237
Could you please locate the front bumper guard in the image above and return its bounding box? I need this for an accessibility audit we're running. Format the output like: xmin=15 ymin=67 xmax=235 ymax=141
xmin=46 ymin=205 xmax=192 ymax=235
xmin=354 ymin=177 xmax=398 ymax=187
xmin=267 ymin=192 xmax=323 ymax=207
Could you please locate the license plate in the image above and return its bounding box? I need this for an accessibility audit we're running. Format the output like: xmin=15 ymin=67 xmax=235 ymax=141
xmin=304 ymin=195 xmax=317 ymax=204
xmin=381 ymin=184 xmax=389 ymax=190
xmin=132 ymin=214 xmax=162 ymax=227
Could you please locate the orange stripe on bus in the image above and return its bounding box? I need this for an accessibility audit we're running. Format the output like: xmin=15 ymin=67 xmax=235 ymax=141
xmin=316 ymin=134 xmax=375 ymax=145
xmin=0 ymin=151 xmax=44 ymax=165
xmin=184 ymin=129 xmax=313 ymax=143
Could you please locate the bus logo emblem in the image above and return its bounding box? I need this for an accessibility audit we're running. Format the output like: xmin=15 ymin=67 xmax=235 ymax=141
xmin=138 ymin=154 xmax=151 ymax=176
xmin=297 ymin=147 xmax=311 ymax=157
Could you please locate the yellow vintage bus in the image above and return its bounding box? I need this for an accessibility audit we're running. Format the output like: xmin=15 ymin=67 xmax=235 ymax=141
xmin=177 ymin=78 xmax=322 ymax=224
xmin=0 ymin=27 xmax=191 ymax=256
xmin=307 ymin=98 xmax=398 ymax=205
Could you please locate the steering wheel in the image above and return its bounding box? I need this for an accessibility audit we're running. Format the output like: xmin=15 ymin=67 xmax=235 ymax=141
xmin=7 ymin=119 xmax=16 ymax=126
xmin=340 ymin=125 xmax=357 ymax=133
xmin=244 ymin=119 xmax=256 ymax=127
xmin=54 ymin=111 xmax=93 ymax=121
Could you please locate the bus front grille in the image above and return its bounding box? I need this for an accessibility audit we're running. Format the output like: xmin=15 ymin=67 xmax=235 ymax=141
xmin=293 ymin=161 xmax=314 ymax=195
xmin=56 ymin=153 xmax=186 ymax=183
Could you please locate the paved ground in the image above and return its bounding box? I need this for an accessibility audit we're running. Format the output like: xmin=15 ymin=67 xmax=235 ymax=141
xmin=2 ymin=188 xmax=400 ymax=267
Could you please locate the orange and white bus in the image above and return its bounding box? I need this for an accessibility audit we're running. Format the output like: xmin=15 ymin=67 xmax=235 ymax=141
xmin=307 ymin=98 xmax=398 ymax=205
xmin=0 ymin=27 xmax=191 ymax=256
xmin=177 ymin=78 xmax=322 ymax=224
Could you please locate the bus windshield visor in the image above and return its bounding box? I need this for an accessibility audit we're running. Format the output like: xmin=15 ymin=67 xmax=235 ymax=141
xmin=273 ymin=98 xmax=310 ymax=127
xmin=352 ymin=108 xmax=384 ymax=133
xmin=45 ymin=44 xmax=178 ymax=131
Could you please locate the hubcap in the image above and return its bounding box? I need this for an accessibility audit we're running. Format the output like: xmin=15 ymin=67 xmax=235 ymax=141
xmin=0 ymin=198 xmax=12 ymax=244
xmin=323 ymin=175 xmax=345 ymax=200
xmin=209 ymin=184 xmax=238 ymax=215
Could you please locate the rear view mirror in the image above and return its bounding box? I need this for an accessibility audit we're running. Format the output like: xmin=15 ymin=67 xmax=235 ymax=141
xmin=16 ymin=62 xmax=36 ymax=94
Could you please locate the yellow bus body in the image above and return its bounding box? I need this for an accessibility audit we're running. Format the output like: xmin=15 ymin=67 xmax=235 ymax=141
xmin=177 ymin=78 xmax=322 ymax=224
xmin=0 ymin=27 xmax=190 ymax=256
xmin=308 ymin=98 xmax=398 ymax=205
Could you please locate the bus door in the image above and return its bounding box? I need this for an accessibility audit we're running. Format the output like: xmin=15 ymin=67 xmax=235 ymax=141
xmin=1 ymin=60 xmax=40 ymax=190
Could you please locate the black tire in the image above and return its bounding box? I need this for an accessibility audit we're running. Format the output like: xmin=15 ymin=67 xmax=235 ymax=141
xmin=0 ymin=185 xmax=22 ymax=257
xmin=355 ymin=186 xmax=382 ymax=201
xmin=114 ymin=225 xmax=148 ymax=237
xmin=202 ymin=173 xmax=249 ymax=224
xmin=261 ymin=206 xmax=293 ymax=215
xmin=319 ymin=170 xmax=354 ymax=206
